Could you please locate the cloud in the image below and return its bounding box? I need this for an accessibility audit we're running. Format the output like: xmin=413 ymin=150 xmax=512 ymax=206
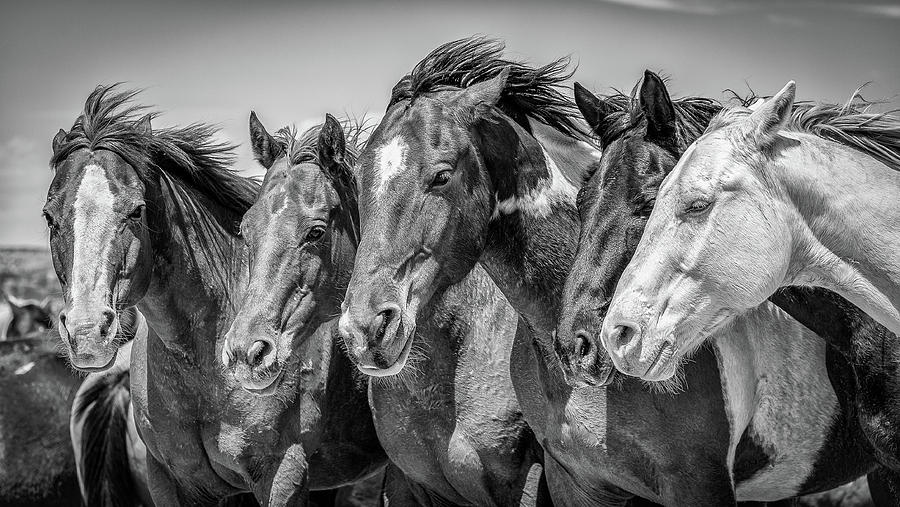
xmin=589 ymin=0 xmax=723 ymax=14
xmin=591 ymin=0 xmax=900 ymax=18
xmin=0 ymin=136 xmax=52 ymax=247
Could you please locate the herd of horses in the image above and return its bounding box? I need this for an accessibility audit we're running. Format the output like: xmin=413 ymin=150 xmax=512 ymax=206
xmin=10 ymin=36 xmax=900 ymax=506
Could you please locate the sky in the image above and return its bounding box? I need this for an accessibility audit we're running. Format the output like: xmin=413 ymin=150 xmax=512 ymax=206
xmin=1 ymin=0 xmax=898 ymax=247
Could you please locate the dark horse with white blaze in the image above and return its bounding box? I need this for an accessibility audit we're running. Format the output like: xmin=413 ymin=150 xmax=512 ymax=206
xmin=337 ymin=37 xmax=891 ymax=505
xmin=44 ymin=86 xmax=382 ymax=506
xmin=554 ymin=71 xmax=896 ymax=503
xmin=231 ymin=112 xmax=546 ymax=506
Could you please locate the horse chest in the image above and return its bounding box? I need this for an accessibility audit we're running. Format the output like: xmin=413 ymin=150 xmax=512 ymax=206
xmin=713 ymin=308 xmax=844 ymax=500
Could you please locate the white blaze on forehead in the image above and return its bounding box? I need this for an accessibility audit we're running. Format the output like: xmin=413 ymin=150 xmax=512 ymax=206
xmin=493 ymin=146 xmax=578 ymax=219
xmin=374 ymin=136 xmax=408 ymax=197
xmin=71 ymin=163 xmax=116 ymax=304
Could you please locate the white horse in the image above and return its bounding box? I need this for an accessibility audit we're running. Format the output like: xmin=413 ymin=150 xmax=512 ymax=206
xmin=601 ymin=81 xmax=900 ymax=381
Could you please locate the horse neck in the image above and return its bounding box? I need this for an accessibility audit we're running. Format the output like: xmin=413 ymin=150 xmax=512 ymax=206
xmin=138 ymin=175 xmax=245 ymax=356
xmin=778 ymin=133 xmax=900 ymax=335
xmin=479 ymin=131 xmax=586 ymax=337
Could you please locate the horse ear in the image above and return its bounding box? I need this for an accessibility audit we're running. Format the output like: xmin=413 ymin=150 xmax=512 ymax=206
xmin=574 ymin=82 xmax=616 ymax=147
xmin=249 ymin=111 xmax=283 ymax=170
xmin=52 ymin=129 xmax=67 ymax=157
xmin=639 ymin=70 xmax=676 ymax=143
xmin=134 ymin=114 xmax=152 ymax=136
xmin=745 ymin=81 xmax=795 ymax=145
xmin=459 ymin=67 xmax=509 ymax=115
xmin=318 ymin=114 xmax=346 ymax=169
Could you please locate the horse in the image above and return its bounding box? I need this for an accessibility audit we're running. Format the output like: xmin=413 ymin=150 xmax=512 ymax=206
xmin=0 ymin=333 xmax=81 ymax=506
xmin=44 ymin=86 xmax=351 ymax=506
xmin=217 ymin=113 xmax=387 ymax=502
xmin=233 ymin=109 xmax=545 ymax=506
xmin=554 ymin=70 xmax=897 ymax=503
xmin=599 ymin=80 xmax=900 ymax=378
xmin=0 ymin=289 xmax=54 ymax=340
xmin=335 ymin=37 xmax=894 ymax=506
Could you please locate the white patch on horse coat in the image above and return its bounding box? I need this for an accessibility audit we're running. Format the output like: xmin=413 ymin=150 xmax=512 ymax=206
xmin=14 ymin=361 xmax=35 ymax=375
xmin=374 ymin=137 xmax=408 ymax=197
xmin=0 ymin=300 xmax=11 ymax=340
xmin=715 ymin=303 xmax=839 ymax=501
xmin=72 ymin=163 xmax=116 ymax=305
xmin=493 ymin=146 xmax=577 ymax=219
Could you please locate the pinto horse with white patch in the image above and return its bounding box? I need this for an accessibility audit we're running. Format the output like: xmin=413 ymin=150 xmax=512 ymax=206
xmin=555 ymin=71 xmax=897 ymax=503
xmin=44 ymin=86 xmax=359 ymax=506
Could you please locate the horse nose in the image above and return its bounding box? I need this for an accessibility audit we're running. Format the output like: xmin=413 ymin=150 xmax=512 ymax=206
xmin=246 ymin=339 xmax=275 ymax=369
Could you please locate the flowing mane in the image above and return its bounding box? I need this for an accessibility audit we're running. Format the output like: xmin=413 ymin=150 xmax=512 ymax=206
xmin=50 ymin=85 xmax=259 ymax=221
xmin=592 ymin=81 xmax=722 ymax=150
xmin=271 ymin=120 xmax=367 ymax=244
xmin=388 ymin=36 xmax=587 ymax=139
xmin=709 ymin=87 xmax=900 ymax=171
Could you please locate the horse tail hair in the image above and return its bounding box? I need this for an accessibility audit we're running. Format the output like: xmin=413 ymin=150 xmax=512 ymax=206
xmin=70 ymin=341 xmax=140 ymax=507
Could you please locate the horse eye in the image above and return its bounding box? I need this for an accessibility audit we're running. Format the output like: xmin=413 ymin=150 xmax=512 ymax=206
xmin=42 ymin=211 xmax=55 ymax=229
xmin=686 ymin=199 xmax=711 ymax=214
xmin=306 ymin=225 xmax=326 ymax=241
xmin=430 ymin=170 xmax=453 ymax=188
xmin=128 ymin=204 xmax=145 ymax=220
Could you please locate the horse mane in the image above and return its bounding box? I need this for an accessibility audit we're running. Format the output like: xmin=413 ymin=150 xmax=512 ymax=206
xmin=593 ymin=79 xmax=722 ymax=150
xmin=50 ymin=85 xmax=259 ymax=221
xmin=388 ymin=36 xmax=587 ymax=139
xmin=710 ymin=87 xmax=900 ymax=171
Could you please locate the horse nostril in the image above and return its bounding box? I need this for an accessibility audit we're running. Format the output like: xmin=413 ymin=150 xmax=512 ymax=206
xmin=370 ymin=306 xmax=398 ymax=346
xmin=574 ymin=330 xmax=594 ymax=360
xmin=58 ymin=312 xmax=67 ymax=327
xmin=247 ymin=340 xmax=272 ymax=368
xmin=612 ymin=324 xmax=637 ymax=349
xmin=98 ymin=310 xmax=116 ymax=337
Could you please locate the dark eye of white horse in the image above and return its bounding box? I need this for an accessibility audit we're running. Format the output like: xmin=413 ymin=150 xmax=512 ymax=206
xmin=686 ymin=199 xmax=711 ymax=214
xmin=430 ymin=170 xmax=452 ymax=188
xmin=306 ymin=225 xmax=326 ymax=241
